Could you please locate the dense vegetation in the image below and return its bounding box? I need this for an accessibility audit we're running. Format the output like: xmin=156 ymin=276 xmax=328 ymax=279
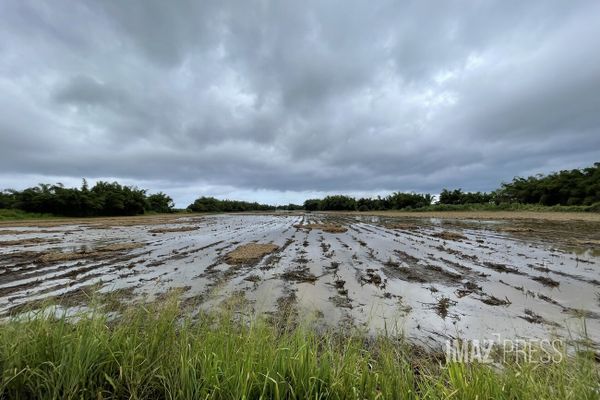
xmin=306 ymin=162 xmax=600 ymax=211
xmin=1 ymin=163 xmax=598 ymax=218
xmin=0 ymin=180 xmax=174 ymax=217
xmin=438 ymin=189 xmax=494 ymax=205
xmin=305 ymin=193 xmax=433 ymax=211
xmin=187 ymin=196 xmax=275 ymax=212
xmin=1 ymin=298 xmax=597 ymax=399
xmin=496 ymin=162 xmax=600 ymax=206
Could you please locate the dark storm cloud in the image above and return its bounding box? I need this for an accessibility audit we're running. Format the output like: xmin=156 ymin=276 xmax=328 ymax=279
xmin=0 ymin=0 xmax=599 ymax=205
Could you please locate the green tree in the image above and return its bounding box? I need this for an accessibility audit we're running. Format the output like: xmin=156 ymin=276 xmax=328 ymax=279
xmin=147 ymin=192 xmax=174 ymax=213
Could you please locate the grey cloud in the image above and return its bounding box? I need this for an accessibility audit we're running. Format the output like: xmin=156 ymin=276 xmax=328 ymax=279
xmin=0 ymin=0 xmax=599 ymax=206
xmin=54 ymin=75 xmax=125 ymax=106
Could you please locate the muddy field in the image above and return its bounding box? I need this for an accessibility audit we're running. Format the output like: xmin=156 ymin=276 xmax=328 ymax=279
xmin=1 ymin=212 xmax=599 ymax=349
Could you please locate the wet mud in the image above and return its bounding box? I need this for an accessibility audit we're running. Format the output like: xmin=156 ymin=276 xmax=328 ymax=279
xmin=0 ymin=212 xmax=599 ymax=350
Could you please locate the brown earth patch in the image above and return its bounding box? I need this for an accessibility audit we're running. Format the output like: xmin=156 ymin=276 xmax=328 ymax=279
xmin=148 ymin=225 xmax=199 ymax=234
xmin=575 ymin=239 xmax=600 ymax=247
xmin=224 ymin=243 xmax=279 ymax=265
xmin=97 ymin=243 xmax=144 ymax=252
xmin=0 ymin=237 xmax=61 ymax=247
xmin=0 ymin=229 xmax=62 ymax=235
xmin=499 ymin=227 xmax=535 ymax=233
xmin=37 ymin=242 xmax=144 ymax=263
xmin=294 ymin=223 xmax=348 ymax=233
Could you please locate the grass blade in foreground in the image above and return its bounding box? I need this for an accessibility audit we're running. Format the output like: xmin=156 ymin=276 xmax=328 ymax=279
xmin=0 ymin=299 xmax=598 ymax=399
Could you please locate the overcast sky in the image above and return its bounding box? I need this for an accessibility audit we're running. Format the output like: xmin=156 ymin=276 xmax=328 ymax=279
xmin=1 ymin=1 xmax=599 ymax=206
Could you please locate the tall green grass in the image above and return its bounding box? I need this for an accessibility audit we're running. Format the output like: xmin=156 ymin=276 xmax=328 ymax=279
xmin=0 ymin=209 xmax=57 ymax=221
xmin=1 ymin=299 xmax=598 ymax=399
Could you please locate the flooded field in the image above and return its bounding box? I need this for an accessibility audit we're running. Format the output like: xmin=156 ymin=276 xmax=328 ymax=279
xmin=1 ymin=213 xmax=599 ymax=350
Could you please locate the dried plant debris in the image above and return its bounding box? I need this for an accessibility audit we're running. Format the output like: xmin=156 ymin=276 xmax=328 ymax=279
xmin=532 ymin=275 xmax=560 ymax=288
xmin=519 ymin=309 xmax=559 ymax=326
xmin=243 ymin=274 xmax=261 ymax=283
xmin=325 ymin=261 xmax=340 ymax=271
xmin=224 ymin=243 xmax=279 ymax=265
xmin=432 ymin=296 xmax=457 ymax=319
xmin=433 ymin=231 xmax=467 ymax=241
xmin=479 ymin=295 xmax=511 ymax=306
xmin=482 ymin=262 xmax=522 ymax=274
xmin=280 ymin=266 xmax=318 ymax=283
xmin=362 ymin=268 xmax=385 ymax=288
xmin=520 ymin=309 xmax=544 ymax=324
xmin=456 ymin=280 xmax=482 ymax=297
xmin=385 ymin=223 xmax=418 ymax=230
xmin=329 ymin=294 xmax=353 ymax=309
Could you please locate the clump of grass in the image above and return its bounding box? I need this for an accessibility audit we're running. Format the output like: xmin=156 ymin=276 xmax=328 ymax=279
xmin=0 ymin=209 xmax=56 ymax=221
xmin=0 ymin=298 xmax=598 ymax=399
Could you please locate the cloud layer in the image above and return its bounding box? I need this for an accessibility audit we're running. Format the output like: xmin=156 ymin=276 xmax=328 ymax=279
xmin=1 ymin=1 xmax=599 ymax=206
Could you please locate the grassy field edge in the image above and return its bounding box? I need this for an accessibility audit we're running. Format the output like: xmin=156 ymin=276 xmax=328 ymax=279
xmin=1 ymin=298 xmax=598 ymax=399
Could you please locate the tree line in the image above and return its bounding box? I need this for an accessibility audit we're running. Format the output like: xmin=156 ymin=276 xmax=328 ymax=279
xmin=496 ymin=162 xmax=600 ymax=206
xmin=187 ymin=197 xmax=303 ymax=212
xmin=0 ymin=180 xmax=174 ymax=217
xmin=187 ymin=197 xmax=275 ymax=212
xmin=1 ymin=163 xmax=598 ymax=216
xmin=304 ymin=162 xmax=600 ymax=211
xmin=303 ymin=192 xmax=433 ymax=212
